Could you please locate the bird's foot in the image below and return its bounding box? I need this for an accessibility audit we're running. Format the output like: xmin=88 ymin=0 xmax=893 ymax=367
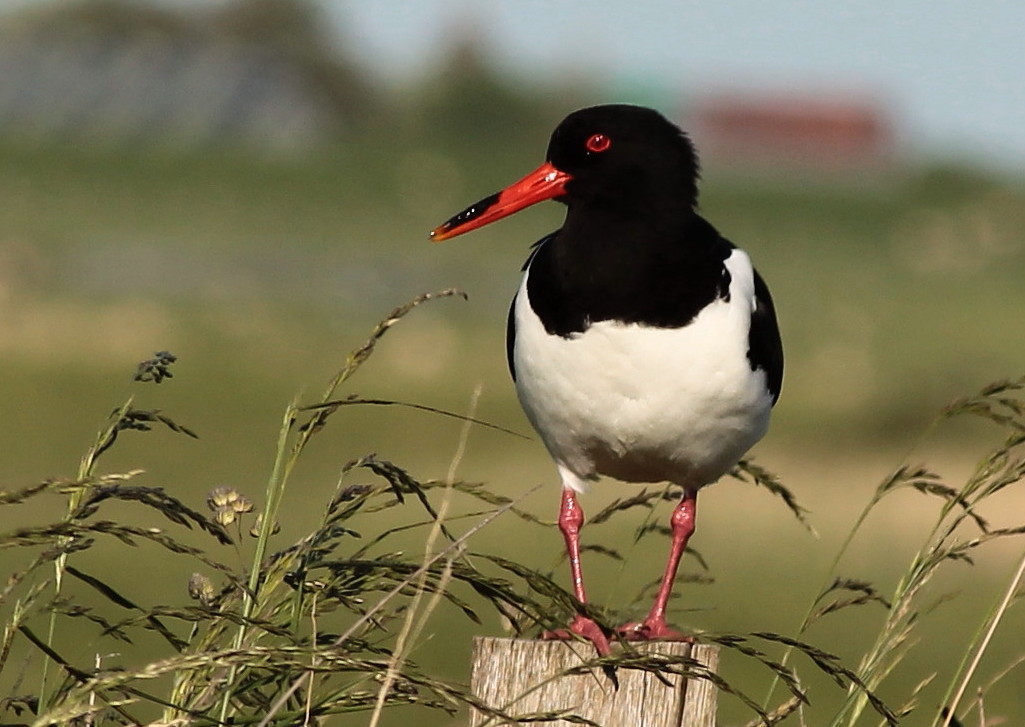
xmin=542 ymin=614 xmax=613 ymax=656
xmin=616 ymin=618 xmax=693 ymax=642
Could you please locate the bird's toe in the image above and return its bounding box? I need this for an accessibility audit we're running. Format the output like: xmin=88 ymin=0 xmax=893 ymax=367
xmin=542 ymin=614 xmax=613 ymax=656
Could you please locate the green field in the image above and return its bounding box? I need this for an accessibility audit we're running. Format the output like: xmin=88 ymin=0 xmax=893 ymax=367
xmin=2 ymin=131 xmax=1025 ymax=725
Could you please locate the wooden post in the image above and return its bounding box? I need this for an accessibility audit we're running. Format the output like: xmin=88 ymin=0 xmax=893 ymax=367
xmin=469 ymin=637 xmax=719 ymax=727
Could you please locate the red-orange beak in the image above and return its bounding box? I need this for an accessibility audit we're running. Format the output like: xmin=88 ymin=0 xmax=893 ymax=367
xmin=430 ymin=161 xmax=571 ymax=242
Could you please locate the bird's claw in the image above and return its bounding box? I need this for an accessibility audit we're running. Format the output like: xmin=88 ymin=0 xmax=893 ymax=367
xmin=542 ymin=614 xmax=613 ymax=656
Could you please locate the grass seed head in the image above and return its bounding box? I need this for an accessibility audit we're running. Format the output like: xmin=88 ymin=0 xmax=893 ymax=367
xmin=187 ymin=572 xmax=216 ymax=606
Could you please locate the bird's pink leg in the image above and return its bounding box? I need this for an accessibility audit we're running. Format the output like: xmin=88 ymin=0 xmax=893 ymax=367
xmin=542 ymin=487 xmax=612 ymax=655
xmin=618 ymin=487 xmax=697 ymax=641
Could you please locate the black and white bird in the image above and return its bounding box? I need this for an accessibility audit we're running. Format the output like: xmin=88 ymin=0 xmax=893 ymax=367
xmin=430 ymin=104 xmax=783 ymax=655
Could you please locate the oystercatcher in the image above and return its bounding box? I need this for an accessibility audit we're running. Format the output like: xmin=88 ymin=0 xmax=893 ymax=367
xmin=430 ymin=104 xmax=783 ymax=655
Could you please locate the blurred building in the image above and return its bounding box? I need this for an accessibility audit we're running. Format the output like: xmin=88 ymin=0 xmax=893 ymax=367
xmin=687 ymin=90 xmax=896 ymax=177
xmin=0 ymin=1 xmax=368 ymax=152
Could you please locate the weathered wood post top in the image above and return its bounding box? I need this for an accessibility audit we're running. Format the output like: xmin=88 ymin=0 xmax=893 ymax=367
xmin=470 ymin=637 xmax=720 ymax=727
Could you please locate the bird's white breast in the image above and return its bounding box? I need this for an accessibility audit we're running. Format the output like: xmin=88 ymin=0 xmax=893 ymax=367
xmin=512 ymin=248 xmax=773 ymax=492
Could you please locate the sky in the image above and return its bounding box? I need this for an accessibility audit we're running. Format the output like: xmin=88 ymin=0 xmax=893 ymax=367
xmin=326 ymin=0 xmax=1025 ymax=175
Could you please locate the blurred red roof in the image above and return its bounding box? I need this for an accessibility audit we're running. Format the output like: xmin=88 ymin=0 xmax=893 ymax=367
xmin=689 ymin=91 xmax=895 ymax=172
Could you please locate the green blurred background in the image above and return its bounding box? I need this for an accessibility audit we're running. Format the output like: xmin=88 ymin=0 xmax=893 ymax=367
xmin=2 ymin=1 xmax=1025 ymax=724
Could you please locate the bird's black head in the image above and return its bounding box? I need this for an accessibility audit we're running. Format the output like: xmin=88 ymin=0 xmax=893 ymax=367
xmin=545 ymin=104 xmax=700 ymax=210
xmin=430 ymin=104 xmax=700 ymax=242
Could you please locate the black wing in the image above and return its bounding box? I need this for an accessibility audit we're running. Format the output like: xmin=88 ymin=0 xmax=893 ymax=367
xmin=747 ymin=268 xmax=783 ymax=404
xmin=506 ymin=293 xmax=517 ymax=381
xmin=506 ymin=232 xmax=559 ymax=382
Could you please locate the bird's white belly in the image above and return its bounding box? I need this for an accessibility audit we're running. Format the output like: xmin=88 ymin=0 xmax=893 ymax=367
xmin=512 ymin=261 xmax=772 ymax=491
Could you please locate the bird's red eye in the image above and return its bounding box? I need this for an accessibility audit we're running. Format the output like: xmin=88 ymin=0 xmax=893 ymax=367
xmin=585 ymin=133 xmax=611 ymax=153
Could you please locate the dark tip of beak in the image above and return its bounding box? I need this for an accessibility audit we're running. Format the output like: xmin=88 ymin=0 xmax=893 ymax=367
xmin=430 ymin=193 xmax=501 ymax=242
